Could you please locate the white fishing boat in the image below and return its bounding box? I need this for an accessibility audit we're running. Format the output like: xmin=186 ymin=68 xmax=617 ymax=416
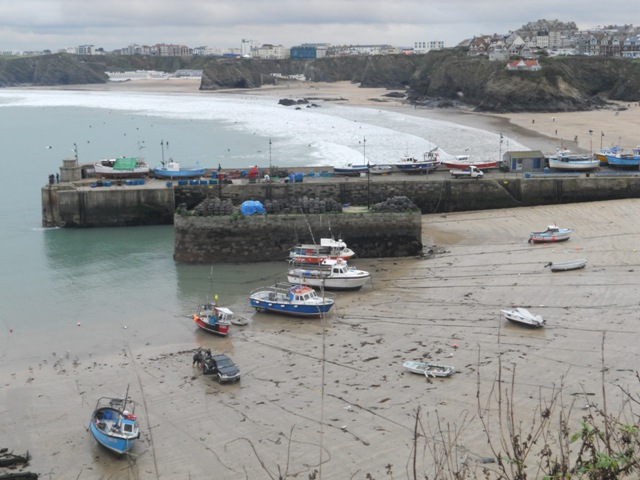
xmin=402 ymin=360 xmax=455 ymax=378
xmin=545 ymin=259 xmax=587 ymax=272
xmin=289 ymin=238 xmax=355 ymax=264
xmin=528 ymin=225 xmax=572 ymax=243
xmin=548 ymin=149 xmax=600 ymax=171
xmin=286 ymin=258 xmax=371 ymax=290
xmin=500 ymin=307 xmax=545 ymax=328
xmin=94 ymin=157 xmax=150 ymax=179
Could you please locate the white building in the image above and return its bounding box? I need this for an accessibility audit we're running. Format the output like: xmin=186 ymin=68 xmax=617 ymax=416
xmin=413 ymin=41 xmax=445 ymax=54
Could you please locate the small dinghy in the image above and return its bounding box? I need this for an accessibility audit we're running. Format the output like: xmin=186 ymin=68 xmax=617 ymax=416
xmin=500 ymin=307 xmax=545 ymax=328
xmin=545 ymin=259 xmax=587 ymax=272
xmin=528 ymin=225 xmax=572 ymax=243
xmin=402 ymin=360 xmax=455 ymax=378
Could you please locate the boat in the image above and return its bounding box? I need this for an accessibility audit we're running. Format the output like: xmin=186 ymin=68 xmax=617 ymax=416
xmin=369 ymin=164 xmax=393 ymax=175
xmin=89 ymin=389 xmax=140 ymax=455
xmin=333 ymin=163 xmax=370 ymax=176
xmin=193 ymin=303 xmax=232 ymax=336
xmin=441 ymin=154 xmax=498 ymax=170
xmin=402 ymin=360 xmax=455 ymax=378
xmin=545 ymin=258 xmax=587 ymax=272
xmin=154 ymin=159 xmax=206 ymax=178
xmin=249 ymin=282 xmax=335 ymax=317
xmin=394 ymin=148 xmax=440 ymax=174
xmin=528 ymin=225 xmax=572 ymax=243
xmin=548 ymin=150 xmax=600 ymax=171
xmin=500 ymin=307 xmax=545 ymax=328
xmin=594 ymin=146 xmax=624 ymax=165
xmin=94 ymin=157 xmax=150 ymax=179
xmin=286 ymin=258 xmax=371 ymax=290
xmin=604 ymin=147 xmax=640 ymax=169
xmin=289 ymin=238 xmax=355 ymax=264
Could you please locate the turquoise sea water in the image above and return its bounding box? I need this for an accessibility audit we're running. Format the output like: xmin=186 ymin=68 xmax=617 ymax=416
xmin=0 ymin=89 xmax=526 ymax=365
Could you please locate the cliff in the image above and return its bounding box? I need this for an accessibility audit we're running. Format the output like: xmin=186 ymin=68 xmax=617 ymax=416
xmin=1 ymin=51 xmax=639 ymax=113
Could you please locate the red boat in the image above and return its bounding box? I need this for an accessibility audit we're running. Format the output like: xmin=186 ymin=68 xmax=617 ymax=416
xmin=442 ymin=155 xmax=497 ymax=170
xmin=289 ymin=238 xmax=355 ymax=265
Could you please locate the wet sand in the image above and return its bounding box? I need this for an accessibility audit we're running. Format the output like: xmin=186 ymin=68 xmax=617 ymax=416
xmin=4 ymin=200 xmax=640 ymax=478
xmin=4 ymin=80 xmax=640 ymax=479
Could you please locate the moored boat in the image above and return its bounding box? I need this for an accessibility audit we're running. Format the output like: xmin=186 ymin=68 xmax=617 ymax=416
xmin=287 ymin=258 xmax=371 ymax=290
xmin=194 ymin=303 xmax=232 ymax=336
xmin=89 ymin=391 xmax=140 ymax=455
xmin=289 ymin=238 xmax=355 ymax=264
xmin=249 ymin=282 xmax=334 ymax=317
xmin=500 ymin=307 xmax=545 ymax=328
xmin=154 ymin=159 xmax=206 ymax=178
xmin=442 ymin=154 xmax=497 ymax=170
xmin=369 ymin=164 xmax=393 ymax=175
xmin=528 ymin=225 xmax=572 ymax=243
xmin=94 ymin=157 xmax=150 ymax=179
xmin=402 ymin=360 xmax=455 ymax=378
xmin=545 ymin=258 xmax=587 ymax=272
xmin=594 ymin=146 xmax=624 ymax=165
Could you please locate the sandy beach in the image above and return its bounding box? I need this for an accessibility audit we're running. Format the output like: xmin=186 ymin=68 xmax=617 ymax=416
xmin=4 ymin=80 xmax=640 ymax=479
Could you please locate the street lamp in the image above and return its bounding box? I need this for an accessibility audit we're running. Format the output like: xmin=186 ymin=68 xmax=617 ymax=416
xmin=269 ymin=138 xmax=272 ymax=174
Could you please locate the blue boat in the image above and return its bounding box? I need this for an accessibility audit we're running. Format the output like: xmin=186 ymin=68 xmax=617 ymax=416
xmin=394 ymin=148 xmax=440 ymax=174
xmin=249 ymin=282 xmax=334 ymax=317
xmin=605 ymin=148 xmax=640 ymax=169
xmin=154 ymin=159 xmax=206 ymax=178
xmin=89 ymin=392 xmax=140 ymax=455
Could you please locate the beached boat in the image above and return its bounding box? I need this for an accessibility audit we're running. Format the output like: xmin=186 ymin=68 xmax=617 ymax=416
xmin=286 ymin=258 xmax=371 ymax=290
xmin=394 ymin=149 xmax=440 ymax=174
xmin=89 ymin=391 xmax=140 ymax=455
xmin=441 ymin=154 xmax=497 ymax=170
xmin=548 ymin=150 xmax=600 ymax=171
xmin=289 ymin=238 xmax=355 ymax=264
xmin=94 ymin=157 xmax=150 ymax=179
xmin=333 ymin=163 xmax=370 ymax=176
xmin=249 ymin=282 xmax=334 ymax=317
xmin=193 ymin=302 xmax=232 ymax=336
xmin=369 ymin=164 xmax=393 ymax=175
xmin=402 ymin=360 xmax=455 ymax=378
xmin=528 ymin=225 xmax=572 ymax=243
xmin=604 ymin=147 xmax=640 ymax=169
xmin=545 ymin=259 xmax=587 ymax=272
xmin=501 ymin=307 xmax=545 ymax=328
xmin=594 ymin=146 xmax=624 ymax=165
xmin=154 ymin=159 xmax=205 ymax=178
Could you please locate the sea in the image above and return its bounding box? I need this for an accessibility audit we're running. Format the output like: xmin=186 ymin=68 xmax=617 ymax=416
xmin=0 ymin=88 xmax=528 ymax=366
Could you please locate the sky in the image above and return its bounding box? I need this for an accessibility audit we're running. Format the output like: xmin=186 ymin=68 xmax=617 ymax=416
xmin=0 ymin=1 xmax=635 ymax=53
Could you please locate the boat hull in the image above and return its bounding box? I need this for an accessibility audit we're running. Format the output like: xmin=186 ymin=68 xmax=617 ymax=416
xmin=395 ymin=162 xmax=438 ymax=174
xmin=286 ymin=272 xmax=370 ymax=290
xmin=89 ymin=421 xmax=137 ymax=455
xmin=548 ymin=259 xmax=587 ymax=272
xmin=194 ymin=316 xmax=230 ymax=335
xmin=249 ymin=297 xmax=333 ymax=316
xmin=500 ymin=308 xmax=545 ymax=328
xmin=605 ymin=154 xmax=640 ymax=169
xmin=402 ymin=361 xmax=455 ymax=377
xmin=154 ymin=168 xmax=205 ymax=178
xmin=443 ymin=161 xmax=497 ymax=169
xmin=548 ymin=158 xmax=600 ymax=171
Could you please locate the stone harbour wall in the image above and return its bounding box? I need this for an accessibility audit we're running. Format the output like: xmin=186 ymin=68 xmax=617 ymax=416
xmin=173 ymin=211 xmax=423 ymax=263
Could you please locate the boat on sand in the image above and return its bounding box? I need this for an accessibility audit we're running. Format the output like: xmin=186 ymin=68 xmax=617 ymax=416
xmin=89 ymin=389 xmax=140 ymax=455
xmin=500 ymin=307 xmax=545 ymax=328
xmin=249 ymin=283 xmax=334 ymax=317
xmin=545 ymin=259 xmax=587 ymax=272
xmin=402 ymin=360 xmax=455 ymax=378
xmin=528 ymin=225 xmax=572 ymax=243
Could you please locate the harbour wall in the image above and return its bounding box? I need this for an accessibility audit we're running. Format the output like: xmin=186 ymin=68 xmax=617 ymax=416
xmin=42 ymin=184 xmax=175 ymax=227
xmin=42 ymin=174 xmax=640 ymax=229
xmin=173 ymin=212 xmax=423 ymax=263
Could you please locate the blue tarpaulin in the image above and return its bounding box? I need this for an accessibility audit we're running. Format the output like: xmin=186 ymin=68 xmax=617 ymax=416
xmin=240 ymin=200 xmax=266 ymax=216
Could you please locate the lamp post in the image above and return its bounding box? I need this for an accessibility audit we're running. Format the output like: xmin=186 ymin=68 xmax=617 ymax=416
xmin=269 ymin=138 xmax=272 ymax=175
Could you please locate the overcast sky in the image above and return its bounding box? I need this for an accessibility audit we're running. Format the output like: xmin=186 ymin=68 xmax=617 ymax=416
xmin=0 ymin=1 xmax=635 ymax=52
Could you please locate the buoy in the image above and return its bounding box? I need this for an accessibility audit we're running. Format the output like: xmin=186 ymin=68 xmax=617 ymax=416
xmin=453 ymin=343 xmax=459 ymax=349
xmin=9 ymin=328 xmax=13 ymax=333
xmin=77 ymin=322 xmax=81 ymax=327
xmin=575 ymin=246 xmax=580 ymax=250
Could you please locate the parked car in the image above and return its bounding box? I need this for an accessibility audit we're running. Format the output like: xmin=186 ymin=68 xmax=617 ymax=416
xmin=201 ymin=354 xmax=241 ymax=383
